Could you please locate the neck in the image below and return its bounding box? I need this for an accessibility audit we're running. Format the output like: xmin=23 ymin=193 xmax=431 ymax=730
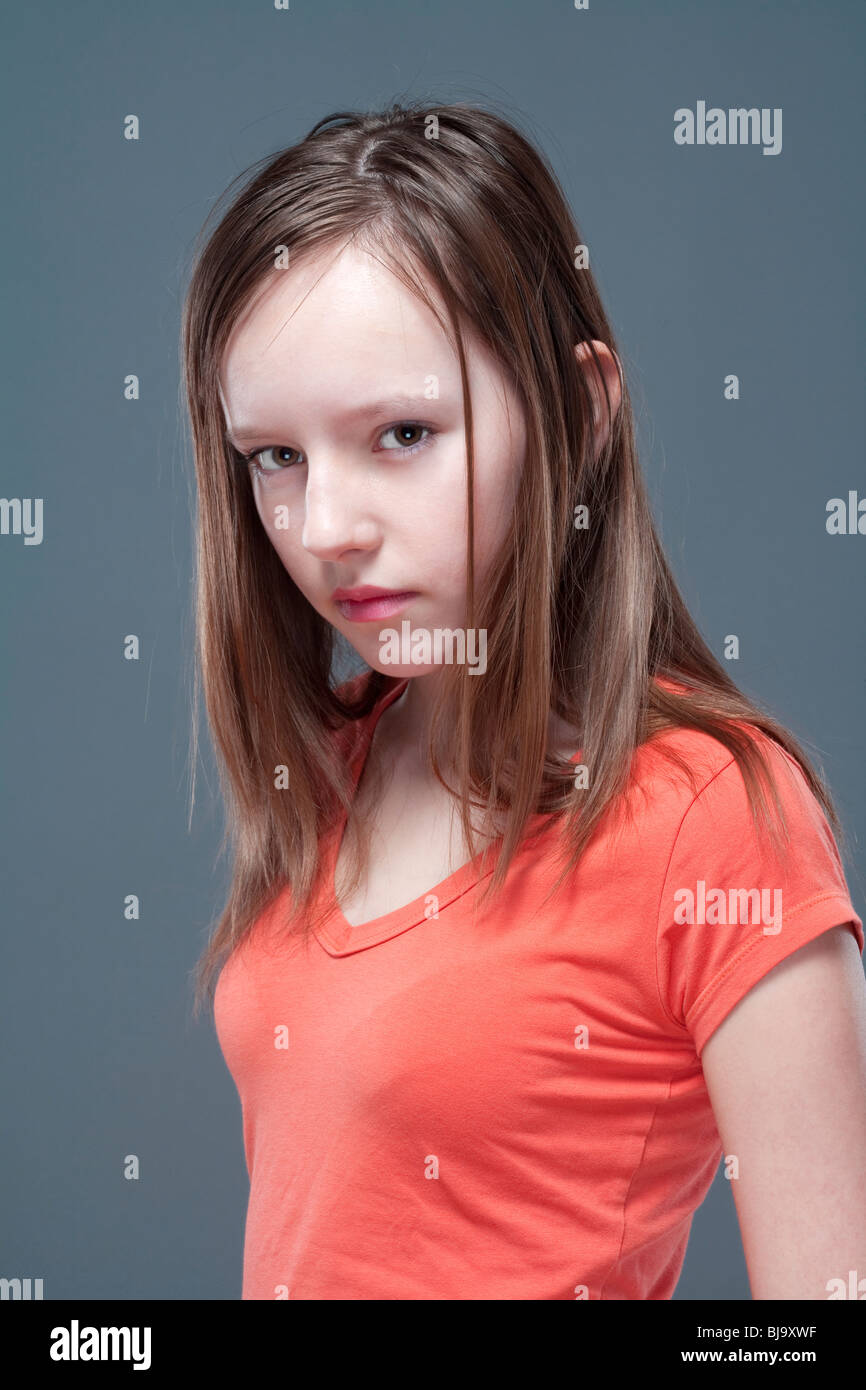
xmin=382 ymin=670 xmax=448 ymax=761
xmin=382 ymin=671 xmax=580 ymax=767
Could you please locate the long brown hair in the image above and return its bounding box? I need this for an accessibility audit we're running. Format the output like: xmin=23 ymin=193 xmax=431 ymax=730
xmin=182 ymin=98 xmax=850 ymax=1017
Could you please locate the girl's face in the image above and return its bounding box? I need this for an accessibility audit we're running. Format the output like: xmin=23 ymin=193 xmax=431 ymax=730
xmin=218 ymin=242 xmax=526 ymax=678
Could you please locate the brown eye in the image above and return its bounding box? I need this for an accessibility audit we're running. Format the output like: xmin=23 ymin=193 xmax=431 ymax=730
xmin=378 ymin=423 xmax=434 ymax=455
xmin=253 ymin=446 xmax=300 ymax=472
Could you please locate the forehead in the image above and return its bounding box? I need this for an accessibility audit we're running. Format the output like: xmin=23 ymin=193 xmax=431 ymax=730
xmin=220 ymin=243 xmax=454 ymax=397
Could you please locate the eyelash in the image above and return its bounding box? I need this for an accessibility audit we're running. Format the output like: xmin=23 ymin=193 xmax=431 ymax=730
xmin=239 ymin=422 xmax=437 ymax=478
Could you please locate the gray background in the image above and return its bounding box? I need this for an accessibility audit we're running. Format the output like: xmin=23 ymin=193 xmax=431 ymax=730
xmin=1 ymin=0 xmax=863 ymax=1300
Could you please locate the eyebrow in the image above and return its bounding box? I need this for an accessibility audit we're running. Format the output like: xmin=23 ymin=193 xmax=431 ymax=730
xmin=224 ymin=394 xmax=434 ymax=448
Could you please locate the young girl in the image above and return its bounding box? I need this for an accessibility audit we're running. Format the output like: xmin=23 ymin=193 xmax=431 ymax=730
xmin=182 ymin=100 xmax=866 ymax=1301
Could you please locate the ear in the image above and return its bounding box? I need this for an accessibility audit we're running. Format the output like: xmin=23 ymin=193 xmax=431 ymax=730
xmin=574 ymin=340 xmax=622 ymax=453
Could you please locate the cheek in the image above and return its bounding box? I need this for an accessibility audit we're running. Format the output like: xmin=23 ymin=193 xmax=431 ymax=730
xmin=253 ymin=485 xmax=308 ymax=579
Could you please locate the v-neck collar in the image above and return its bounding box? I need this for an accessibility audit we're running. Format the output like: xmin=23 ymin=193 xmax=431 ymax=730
xmin=313 ymin=676 xmax=581 ymax=957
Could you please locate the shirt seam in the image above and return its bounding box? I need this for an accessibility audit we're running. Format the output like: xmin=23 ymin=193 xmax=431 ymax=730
xmin=597 ymin=1069 xmax=684 ymax=1300
xmin=652 ymin=754 xmax=738 ymax=1034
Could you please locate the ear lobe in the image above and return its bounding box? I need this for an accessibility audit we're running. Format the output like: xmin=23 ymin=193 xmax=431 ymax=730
xmin=574 ymin=340 xmax=622 ymax=450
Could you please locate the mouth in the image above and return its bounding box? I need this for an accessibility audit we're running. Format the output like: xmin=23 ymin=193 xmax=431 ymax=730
xmin=332 ymin=589 xmax=418 ymax=623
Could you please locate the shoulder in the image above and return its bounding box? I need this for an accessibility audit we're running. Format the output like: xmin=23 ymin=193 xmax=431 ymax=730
xmin=626 ymin=721 xmax=751 ymax=837
xmin=635 ymin=680 xmax=820 ymax=832
xmin=645 ymin=720 xmax=863 ymax=1056
xmin=617 ymin=713 xmax=855 ymax=916
xmin=645 ymin=719 xmax=863 ymax=961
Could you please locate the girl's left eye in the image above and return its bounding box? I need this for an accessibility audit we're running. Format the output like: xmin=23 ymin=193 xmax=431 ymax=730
xmin=377 ymin=422 xmax=435 ymax=455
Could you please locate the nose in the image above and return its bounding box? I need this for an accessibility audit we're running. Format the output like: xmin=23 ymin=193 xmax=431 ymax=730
xmin=300 ymin=458 xmax=381 ymax=561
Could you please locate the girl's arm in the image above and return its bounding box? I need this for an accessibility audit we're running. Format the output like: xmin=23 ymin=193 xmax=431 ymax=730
xmin=701 ymin=924 xmax=866 ymax=1300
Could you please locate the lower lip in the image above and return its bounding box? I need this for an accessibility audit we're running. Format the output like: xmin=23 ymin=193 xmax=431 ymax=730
xmin=335 ymin=591 xmax=418 ymax=622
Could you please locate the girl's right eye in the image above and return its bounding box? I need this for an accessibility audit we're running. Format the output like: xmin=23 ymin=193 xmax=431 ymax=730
xmin=242 ymin=446 xmax=300 ymax=474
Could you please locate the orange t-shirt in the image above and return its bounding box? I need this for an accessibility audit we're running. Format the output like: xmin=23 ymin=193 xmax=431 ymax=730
xmin=214 ymin=673 xmax=863 ymax=1300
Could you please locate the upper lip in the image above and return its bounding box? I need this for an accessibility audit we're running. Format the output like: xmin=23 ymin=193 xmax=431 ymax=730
xmin=331 ymin=585 xmax=414 ymax=602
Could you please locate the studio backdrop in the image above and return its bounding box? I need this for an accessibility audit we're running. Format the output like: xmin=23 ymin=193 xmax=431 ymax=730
xmin=1 ymin=0 xmax=863 ymax=1301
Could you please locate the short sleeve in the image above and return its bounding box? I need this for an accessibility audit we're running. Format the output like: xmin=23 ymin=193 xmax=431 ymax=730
xmin=655 ymin=737 xmax=864 ymax=1057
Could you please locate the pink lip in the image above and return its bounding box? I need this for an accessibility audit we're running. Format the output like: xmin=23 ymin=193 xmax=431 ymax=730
xmin=334 ymin=591 xmax=418 ymax=622
xmin=331 ymin=584 xmax=408 ymax=601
